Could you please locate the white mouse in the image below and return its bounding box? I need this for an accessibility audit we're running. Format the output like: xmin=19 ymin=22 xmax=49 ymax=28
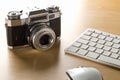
xmin=66 ymin=67 xmax=103 ymax=80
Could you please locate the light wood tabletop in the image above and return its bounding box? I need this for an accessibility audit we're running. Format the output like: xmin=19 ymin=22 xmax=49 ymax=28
xmin=0 ymin=0 xmax=120 ymax=80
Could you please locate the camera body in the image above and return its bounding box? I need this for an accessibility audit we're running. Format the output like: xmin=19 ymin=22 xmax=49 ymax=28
xmin=5 ymin=6 xmax=61 ymax=50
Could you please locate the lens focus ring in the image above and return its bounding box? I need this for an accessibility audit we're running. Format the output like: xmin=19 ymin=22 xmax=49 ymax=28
xmin=32 ymin=27 xmax=56 ymax=50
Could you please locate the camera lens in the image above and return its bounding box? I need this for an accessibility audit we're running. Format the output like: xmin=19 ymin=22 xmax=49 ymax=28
xmin=29 ymin=24 xmax=56 ymax=50
xmin=39 ymin=35 xmax=51 ymax=45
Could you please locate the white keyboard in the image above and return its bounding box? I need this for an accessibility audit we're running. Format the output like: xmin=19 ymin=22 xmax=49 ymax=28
xmin=65 ymin=28 xmax=120 ymax=69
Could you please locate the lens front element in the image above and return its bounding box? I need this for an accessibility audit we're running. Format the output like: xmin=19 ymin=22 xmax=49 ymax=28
xmin=40 ymin=34 xmax=52 ymax=45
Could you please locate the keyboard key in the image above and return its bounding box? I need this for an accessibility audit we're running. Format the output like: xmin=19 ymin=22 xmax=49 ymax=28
xmin=77 ymin=49 xmax=88 ymax=55
xmin=97 ymin=40 xmax=105 ymax=44
xmin=103 ymin=51 xmax=111 ymax=56
xmin=98 ymin=55 xmax=120 ymax=66
xmin=66 ymin=46 xmax=79 ymax=53
xmin=88 ymin=46 xmax=96 ymax=52
xmin=105 ymin=41 xmax=113 ymax=47
xmin=91 ymin=33 xmax=99 ymax=37
xmin=103 ymin=46 xmax=111 ymax=51
xmin=84 ymin=31 xmax=92 ymax=36
xmin=81 ymin=35 xmax=91 ymax=40
xmin=110 ymin=53 xmax=119 ymax=59
xmin=112 ymin=39 xmax=120 ymax=44
xmin=95 ymin=30 xmax=102 ymax=34
xmin=95 ymin=49 xmax=103 ymax=54
xmin=105 ymin=37 xmax=113 ymax=41
xmin=77 ymin=38 xmax=89 ymax=44
xmin=80 ymin=44 xmax=89 ymax=49
xmin=98 ymin=35 xmax=106 ymax=40
xmin=91 ymin=37 xmax=98 ymax=42
xmin=110 ymin=48 xmax=119 ymax=53
xmin=112 ymin=43 xmax=120 ymax=49
xmin=102 ymin=32 xmax=109 ymax=36
xmin=88 ymin=42 xmax=96 ymax=47
xmin=96 ymin=44 xmax=103 ymax=49
xmin=88 ymin=29 xmax=94 ymax=32
xmin=72 ymin=42 xmax=81 ymax=47
xmin=86 ymin=52 xmax=99 ymax=59
xmin=109 ymin=34 xmax=117 ymax=38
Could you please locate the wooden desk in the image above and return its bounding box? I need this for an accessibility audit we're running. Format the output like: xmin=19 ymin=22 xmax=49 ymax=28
xmin=0 ymin=0 xmax=120 ymax=80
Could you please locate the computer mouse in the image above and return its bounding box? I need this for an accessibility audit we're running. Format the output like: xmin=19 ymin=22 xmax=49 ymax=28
xmin=66 ymin=67 xmax=103 ymax=80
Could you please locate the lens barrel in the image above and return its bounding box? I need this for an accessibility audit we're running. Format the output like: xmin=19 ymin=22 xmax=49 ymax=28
xmin=29 ymin=24 xmax=56 ymax=50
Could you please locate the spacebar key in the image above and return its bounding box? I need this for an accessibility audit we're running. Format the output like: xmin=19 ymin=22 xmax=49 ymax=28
xmin=98 ymin=55 xmax=120 ymax=66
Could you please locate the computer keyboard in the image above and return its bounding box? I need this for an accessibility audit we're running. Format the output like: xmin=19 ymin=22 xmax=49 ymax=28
xmin=65 ymin=28 xmax=120 ymax=69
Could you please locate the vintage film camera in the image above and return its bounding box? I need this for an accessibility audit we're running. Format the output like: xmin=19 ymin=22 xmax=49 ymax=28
xmin=5 ymin=6 xmax=61 ymax=50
